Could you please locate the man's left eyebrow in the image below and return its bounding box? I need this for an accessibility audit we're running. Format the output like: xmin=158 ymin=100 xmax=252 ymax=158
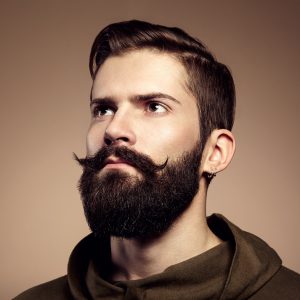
xmin=132 ymin=93 xmax=181 ymax=104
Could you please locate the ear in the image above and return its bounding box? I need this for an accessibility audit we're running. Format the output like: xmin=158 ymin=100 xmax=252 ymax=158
xmin=201 ymin=129 xmax=235 ymax=176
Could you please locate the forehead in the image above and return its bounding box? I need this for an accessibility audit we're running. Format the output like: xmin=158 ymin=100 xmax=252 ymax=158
xmin=91 ymin=49 xmax=192 ymax=101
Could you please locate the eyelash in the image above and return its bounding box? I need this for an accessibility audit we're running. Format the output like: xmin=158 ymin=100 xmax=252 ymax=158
xmin=92 ymin=104 xmax=115 ymax=118
xmin=146 ymin=101 xmax=168 ymax=113
xmin=91 ymin=101 xmax=169 ymax=118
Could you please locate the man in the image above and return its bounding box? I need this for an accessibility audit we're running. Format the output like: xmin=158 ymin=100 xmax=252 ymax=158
xmin=15 ymin=20 xmax=300 ymax=299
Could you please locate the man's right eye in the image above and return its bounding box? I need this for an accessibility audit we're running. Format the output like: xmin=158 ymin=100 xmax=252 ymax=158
xmin=92 ymin=105 xmax=115 ymax=118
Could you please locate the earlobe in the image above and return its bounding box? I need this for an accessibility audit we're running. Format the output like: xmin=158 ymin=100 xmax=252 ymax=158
xmin=202 ymin=129 xmax=235 ymax=175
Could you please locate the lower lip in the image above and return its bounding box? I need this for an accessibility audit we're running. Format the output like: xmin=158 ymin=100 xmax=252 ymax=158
xmin=103 ymin=163 xmax=133 ymax=170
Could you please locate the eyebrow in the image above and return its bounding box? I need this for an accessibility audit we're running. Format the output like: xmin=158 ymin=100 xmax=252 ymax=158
xmin=132 ymin=93 xmax=181 ymax=104
xmin=90 ymin=97 xmax=114 ymax=107
xmin=90 ymin=92 xmax=181 ymax=105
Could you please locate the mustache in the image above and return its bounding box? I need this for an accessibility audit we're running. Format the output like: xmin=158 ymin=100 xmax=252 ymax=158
xmin=74 ymin=146 xmax=168 ymax=176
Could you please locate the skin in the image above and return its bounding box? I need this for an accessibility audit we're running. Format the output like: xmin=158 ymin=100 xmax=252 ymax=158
xmin=88 ymin=49 xmax=235 ymax=281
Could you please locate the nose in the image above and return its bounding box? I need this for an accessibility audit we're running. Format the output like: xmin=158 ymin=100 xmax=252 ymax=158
xmin=104 ymin=109 xmax=136 ymax=146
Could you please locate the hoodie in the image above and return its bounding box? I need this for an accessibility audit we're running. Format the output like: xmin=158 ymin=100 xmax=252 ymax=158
xmin=14 ymin=214 xmax=300 ymax=299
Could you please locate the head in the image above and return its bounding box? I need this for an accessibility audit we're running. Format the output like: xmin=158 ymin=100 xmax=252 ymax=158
xmin=76 ymin=20 xmax=236 ymax=239
xmin=89 ymin=20 xmax=235 ymax=160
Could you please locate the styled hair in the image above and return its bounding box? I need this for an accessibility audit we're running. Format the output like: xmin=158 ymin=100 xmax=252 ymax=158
xmin=89 ymin=20 xmax=235 ymax=150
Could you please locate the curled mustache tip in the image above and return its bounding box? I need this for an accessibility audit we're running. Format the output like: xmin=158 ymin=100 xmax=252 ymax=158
xmin=73 ymin=152 xmax=86 ymax=167
xmin=155 ymin=157 xmax=168 ymax=171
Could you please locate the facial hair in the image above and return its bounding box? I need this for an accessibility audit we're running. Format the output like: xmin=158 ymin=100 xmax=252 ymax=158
xmin=74 ymin=143 xmax=203 ymax=239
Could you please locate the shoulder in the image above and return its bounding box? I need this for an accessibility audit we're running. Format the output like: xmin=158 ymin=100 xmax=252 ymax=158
xmin=274 ymin=266 xmax=300 ymax=285
xmin=250 ymin=266 xmax=300 ymax=299
xmin=13 ymin=275 xmax=72 ymax=300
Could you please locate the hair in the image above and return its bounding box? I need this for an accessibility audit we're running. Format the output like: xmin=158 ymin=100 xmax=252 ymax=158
xmin=89 ymin=20 xmax=235 ymax=155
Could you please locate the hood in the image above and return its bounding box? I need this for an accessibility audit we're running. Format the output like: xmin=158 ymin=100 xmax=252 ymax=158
xmin=67 ymin=214 xmax=282 ymax=299
xmin=208 ymin=214 xmax=282 ymax=299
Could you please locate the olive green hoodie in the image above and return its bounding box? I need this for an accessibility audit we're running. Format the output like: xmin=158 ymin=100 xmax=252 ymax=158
xmin=14 ymin=214 xmax=300 ymax=299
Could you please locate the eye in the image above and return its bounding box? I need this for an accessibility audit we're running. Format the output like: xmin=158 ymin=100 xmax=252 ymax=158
xmin=146 ymin=102 xmax=168 ymax=113
xmin=92 ymin=105 xmax=115 ymax=118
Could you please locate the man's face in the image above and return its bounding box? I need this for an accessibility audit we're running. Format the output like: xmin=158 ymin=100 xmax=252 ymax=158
xmin=79 ymin=49 xmax=203 ymax=238
xmin=87 ymin=49 xmax=200 ymax=173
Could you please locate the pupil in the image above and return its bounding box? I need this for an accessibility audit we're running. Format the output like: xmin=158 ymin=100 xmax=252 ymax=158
xmin=150 ymin=103 xmax=158 ymax=111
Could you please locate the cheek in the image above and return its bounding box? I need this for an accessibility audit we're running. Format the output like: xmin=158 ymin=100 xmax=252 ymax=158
xmin=164 ymin=129 xmax=198 ymax=154
xmin=86 ymin=123 xmax=105 ymax=156
xmin=142 ymin=119 xmax=200 ymax=161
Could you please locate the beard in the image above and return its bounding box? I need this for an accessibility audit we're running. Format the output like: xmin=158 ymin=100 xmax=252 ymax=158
xmin=74 ymin=143 xmax=203 ymax=239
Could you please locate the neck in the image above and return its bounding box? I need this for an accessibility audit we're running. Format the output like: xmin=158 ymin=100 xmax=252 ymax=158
xmin=109 ymin=182 xmax=222 ymax=281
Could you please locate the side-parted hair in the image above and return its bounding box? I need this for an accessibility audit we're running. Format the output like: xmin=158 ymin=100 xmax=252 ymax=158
xmin=89 ymin=20 xmax=235 ymax=149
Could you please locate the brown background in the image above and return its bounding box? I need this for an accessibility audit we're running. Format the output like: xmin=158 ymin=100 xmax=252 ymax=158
xmin=1 ymin=1 xmax=299 ymax=298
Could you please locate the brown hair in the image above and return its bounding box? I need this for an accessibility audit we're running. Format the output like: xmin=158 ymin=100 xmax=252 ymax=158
xmin=89 ymin=20 xmax=235 ymax=149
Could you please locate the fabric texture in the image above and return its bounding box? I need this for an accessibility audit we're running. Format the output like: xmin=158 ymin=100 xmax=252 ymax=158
xmin=14 ymin=214 xmax=300 ymax=299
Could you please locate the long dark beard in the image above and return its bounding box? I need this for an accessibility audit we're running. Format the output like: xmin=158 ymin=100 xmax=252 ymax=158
xmin=75 ymin=143 xmax=202 ymax=239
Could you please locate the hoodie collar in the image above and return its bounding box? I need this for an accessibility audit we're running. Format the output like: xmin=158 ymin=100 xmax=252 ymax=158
xmin=67 ymin=214 xmax=282 ymax=299
xmin=209 ymin=215 xmax=282 ymax=299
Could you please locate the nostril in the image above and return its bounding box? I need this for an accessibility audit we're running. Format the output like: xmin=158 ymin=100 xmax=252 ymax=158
xmin=104 ymin=135 xmax=131 ymax=146
xmin=104 ymin=137 xmax=112 ymax=145
xmin=117 ymin=137 xmax=129 ymax=142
